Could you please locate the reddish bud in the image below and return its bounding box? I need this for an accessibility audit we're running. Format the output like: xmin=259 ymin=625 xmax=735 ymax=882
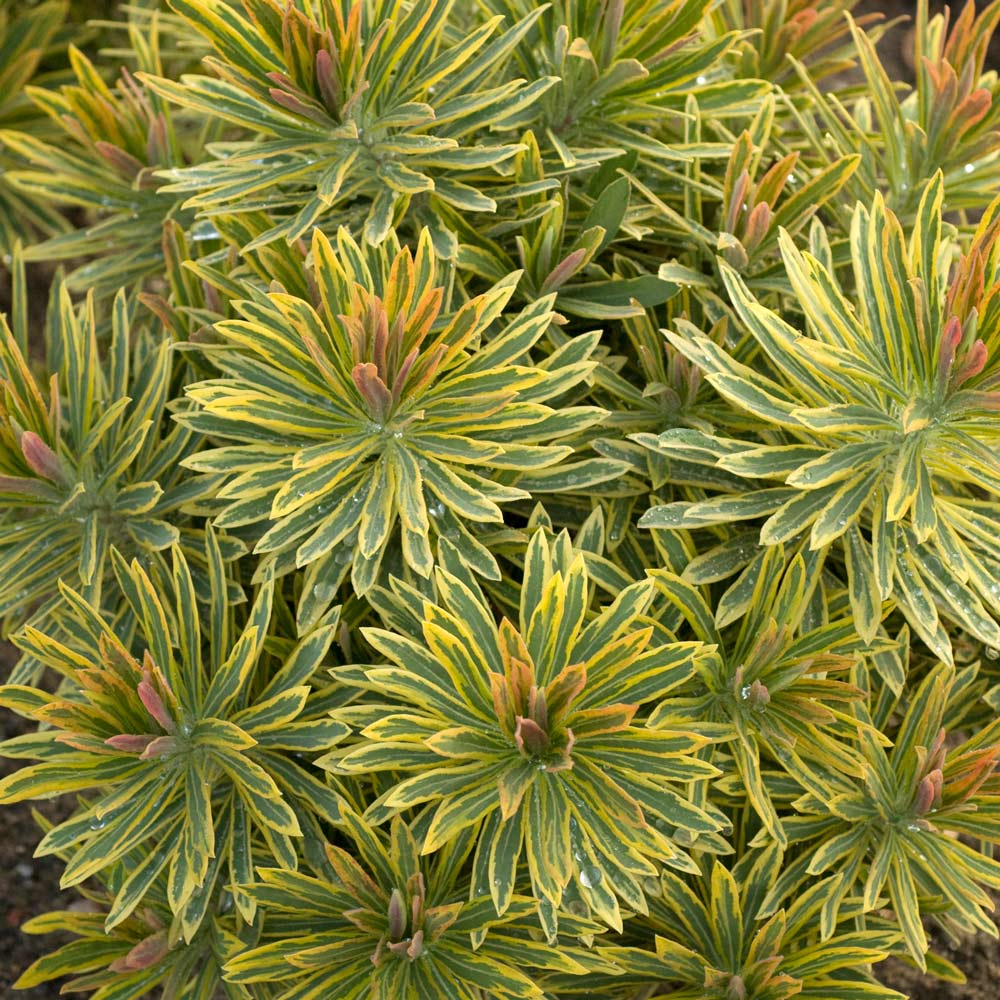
xmin=913 ymin=775 xmax=936 ymax=816
xmin=19 ymin=432 xmax=62 ymax=483
xmin=952 ymin=339 xmax=988 ymax=387
xmin=352 ymin=362 xmax=394 ymax=422
xmin=514 ymin=716 xmax=550 ymax=758
xmin=406 ymin=928 xmax=424 ymax=960
xmin=137 ymin=677 xmax=175 ymax=733
xmin=955 ymin=88 xmax=992 ymax=136
xmin=540 ymin=247 xmax=589 ymax=295
xmin=104 ymin=734 xmax=157 ymax=754
xmin=742 ymin=201 xmax=772 ymax=250
xmin=527 ymin=685 xmax=549 ymax=731
xmin=139 ymin=735 xmax=178 ymax=759
xmin=927 ymin=767 xmax=944 ymax=808
xmin=108 ymin=931 xmax=169 ymax=973
xmin=387 ymin=888 xmax=406 ymax=941
xmin=315 ymin=49 xmax=341 ymax=116
xmin=742 ymin=679 xmax=771 ymax=709
xmin=937 ymin=315 xmax=964 ymax=384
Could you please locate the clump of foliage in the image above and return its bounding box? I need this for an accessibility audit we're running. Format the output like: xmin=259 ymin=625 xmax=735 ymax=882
xmin=1 ymin=1 xmax=999 ymax=998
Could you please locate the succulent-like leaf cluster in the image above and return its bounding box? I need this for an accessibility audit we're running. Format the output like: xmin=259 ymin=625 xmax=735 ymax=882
xmin=0 ymin=274 xmax=218 ymax=644
xmin=324 ymin=530 xmax=721 ymax=934
xmin=0 ymin=1 xmax=73 ymax=255
xmin=1 ymin=1 xmax=999 ymax=999
xmin=179 ymin=227 xmax=618 ymax=616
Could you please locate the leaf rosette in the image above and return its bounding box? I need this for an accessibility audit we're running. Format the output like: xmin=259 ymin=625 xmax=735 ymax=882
xmin=226 ymin=807 xmax=610 ymax=1000
xmin=181 ymin=227 xmax=618 ymax=619
xmin=566 ymin=844 xmax=904 ymax=1000
xmin=639 ymin=176 xmax=1000 ymax=661
xmin=0 ymin=538 xmax=347 ymax=939
xmin=3 ymin=27 xmax=202 ymax=297
xmin=0 ymin=277 xmax=219 ymax=647
xmin=144 ymin=0 xmax=557 ymax=253
xmin=322 ymin=529 xmax=722 ymax=934
xmin=770 ymin=662 xmax=1000 ymax=967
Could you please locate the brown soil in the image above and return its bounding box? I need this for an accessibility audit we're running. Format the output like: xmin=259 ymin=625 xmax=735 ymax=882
xmin=877 ymin=922 xmax=1000 ymax=1000
xmin=0 ymin=642 xmax=74 ymax=999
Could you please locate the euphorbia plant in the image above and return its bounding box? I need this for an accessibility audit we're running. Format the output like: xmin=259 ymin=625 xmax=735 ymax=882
xmin=0 ymin=271 xmax=219 ymax=648
xmin=180 ymin=226 xmax=621 ymax=615
xmin=639 ymin=175 xmax=1000 ymax=662
xmin=1 ymin=1 xmax=1000 ymax=998
xmin=322 ymin=529 xmax=722 ymax=934
xmin=0 ymin=537 xmax=346 ymax=939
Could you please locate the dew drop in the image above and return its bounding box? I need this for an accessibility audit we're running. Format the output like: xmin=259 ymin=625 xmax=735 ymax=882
xmin=579 ymin=866 xmax=603 ymax=889
xmin=696 ymin=75 xmax=707 ymax=85
xmin=191 ymin=221 xmax=221 ymax=241
xmin=964 ymin=163 xmax=975 ymax=174
xmin=313 ymin=582 xmax=338 ymax=601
